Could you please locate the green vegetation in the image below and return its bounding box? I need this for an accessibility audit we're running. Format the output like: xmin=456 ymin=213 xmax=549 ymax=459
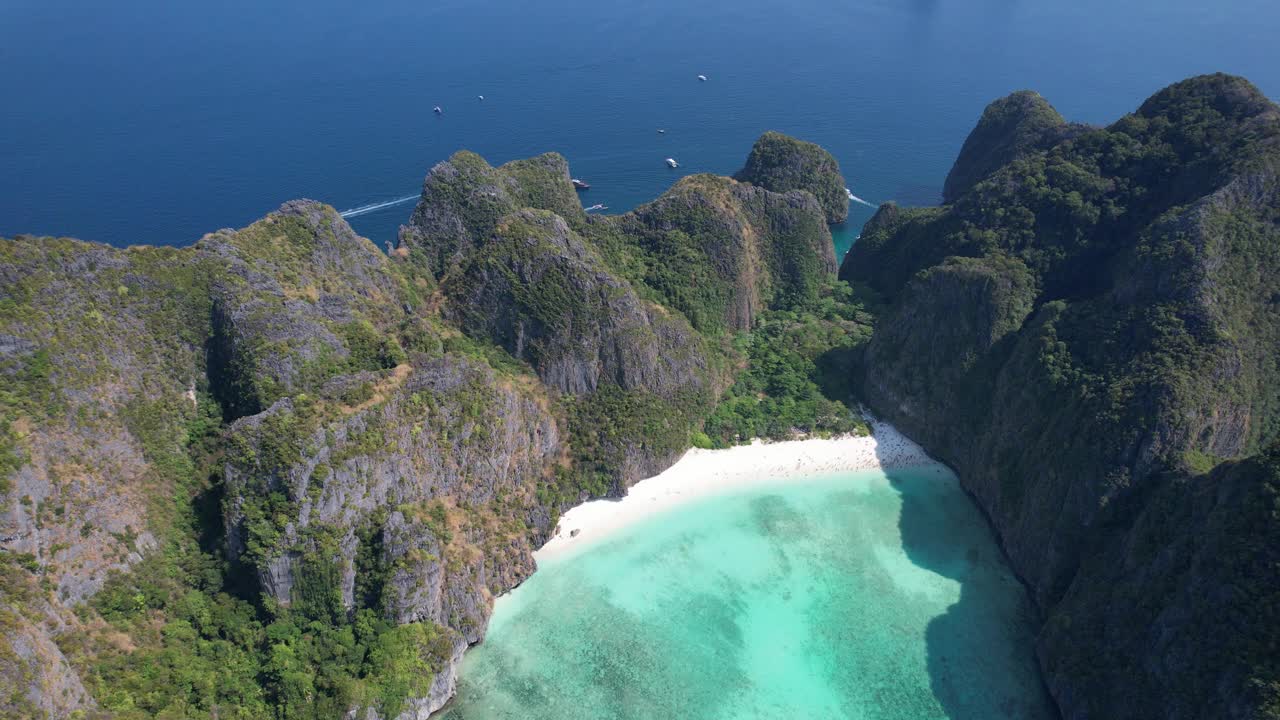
xmin=561 ymin=386 xmax=714 ymax=500
xmin=612 ymin=174 xmax=834 ymax=332
xmin=399 ymin=151 xmax=583 ymax=279
xmin=1040 ymin=443 xmax=1280 ymax=719
xmin=339 ymin=319 xmax=407 ymax=372
xmin=69 ymin=389 xmax=450 ymax=720
xmin=0 ymin=211 xmax=467 ymax=719
xmin=704 ymin=282 xmax=872 ymax=446
xmin=736 ymin=131 xmax=850 ymax=223
xmin=0 ymin=122 xmax=932 ymax=719
xmin=844 ymin=73 xmax=1280 ymax=719
xmin=942 ymin=90 xmax=1067 ymax=202
xmin=0 ymin=73 xmax=1267 ymax=720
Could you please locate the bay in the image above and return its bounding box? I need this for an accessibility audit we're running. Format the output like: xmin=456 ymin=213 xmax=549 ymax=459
xmin=440 ymin=465 xmax=1055 ymax=720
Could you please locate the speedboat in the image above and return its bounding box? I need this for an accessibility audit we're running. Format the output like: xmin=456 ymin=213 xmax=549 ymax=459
xmin=433 ymin=106 xmax=443 ymax=114
xmin=657 ymin=129 xmax=666 ymax=134
xmin=572 ymin=179 xmax=590 ymax=191
xmin=697 ymin=74 xmax=707 ymax=81
xmin=665 ymin=158 xmax=679 ymax=168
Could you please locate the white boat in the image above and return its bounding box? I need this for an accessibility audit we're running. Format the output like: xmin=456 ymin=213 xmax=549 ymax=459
xmin=433 ymin=106 xmax=443 ymax=114
xmin=697 ymin=74 xmax=707 ymax=81
xmin=477 ymin=95 xmax=484 ymax=101
xmin=665 ymin=158 xmax=679 ymax=168
xmin=845 ymin=187 xmax=875 ymax=207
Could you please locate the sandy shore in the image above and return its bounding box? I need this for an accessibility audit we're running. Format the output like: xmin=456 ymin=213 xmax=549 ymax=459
xmin=536 ymin=416 xmax=936 ymax=561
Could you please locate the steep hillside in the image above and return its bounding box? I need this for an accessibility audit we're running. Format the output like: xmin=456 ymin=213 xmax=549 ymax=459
xmin=0 ymin=237 xmax=212 ymax=719
xmin=940 ymin=90 xmax=1077 ymax=202
xmin=843 ymin=73 xmax=1280 ymax=719
xmin=0 ymin=133 xmax=862 ymax=719
xmin=735 ymin=130 xmax=851 ymax=224
xmin=398 ymin=146 xmax=847 ymax=490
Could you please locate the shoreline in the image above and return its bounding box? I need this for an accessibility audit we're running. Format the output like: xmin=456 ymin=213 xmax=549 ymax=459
xmin=535 ymin=416 xmax=937 ymax=562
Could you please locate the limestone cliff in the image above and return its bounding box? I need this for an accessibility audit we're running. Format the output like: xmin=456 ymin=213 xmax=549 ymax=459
xmin=940 ymin=90 xmax=1075 ymax=203
xmin=0 ymin=137 xmax=845 ymax=717
xmin=399 ymin=152 xmax=839 ymax=491
xmin=735 ymin=131 xmax=851 ymax=224
xmin=441 ymin=209 xmax=710 ymax=399
xmin=397 ymin=151 xmax=584 ymax=280
xmin=844 ymin=74 xmax=1280 ymax=719
xmin=613 ymin=174 xmax=838 ymax=331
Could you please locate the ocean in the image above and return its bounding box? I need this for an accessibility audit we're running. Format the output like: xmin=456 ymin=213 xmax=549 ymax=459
xmin=3 ymin=0 xmax=1279 ymax=260
xmin=439 ymin=465 xmax=1056 ymax=720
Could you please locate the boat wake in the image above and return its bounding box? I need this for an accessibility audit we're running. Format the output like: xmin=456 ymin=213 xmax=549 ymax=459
xmin=339 ymin=194 xmax=419 ymax=219
xmin=845 ymin=188 xmax=877 ymax=208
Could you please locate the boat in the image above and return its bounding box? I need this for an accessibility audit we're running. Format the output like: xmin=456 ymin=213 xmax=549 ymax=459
xmin=665 ymin=158 xmax=679 ymax=168
xmin=846 ymin=187 xmax=875 ymax=207
xmin=477 ymin=95 xmax=484 ymax=101
xmin=697 ymin=74 xmax=707 ymax=81
xmin=433 ymin=106 xmax=443 ymax=114
xmin=585 ymin=203 xmax=608 ymax=212
xmin=572 ymin=179 xmax=590 ymax=191
xmin=657 ymin=129 xmax=666 ymax=134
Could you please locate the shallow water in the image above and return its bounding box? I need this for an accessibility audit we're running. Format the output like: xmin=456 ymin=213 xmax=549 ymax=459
xmin=439 ymin=465 xmax=1055 ymax=720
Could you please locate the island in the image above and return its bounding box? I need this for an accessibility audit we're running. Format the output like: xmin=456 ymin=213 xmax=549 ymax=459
xmin=1 ymin=73 xmax=1277 ymax=720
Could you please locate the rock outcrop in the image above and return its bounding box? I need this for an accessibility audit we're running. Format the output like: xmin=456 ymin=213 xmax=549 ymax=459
xmin=222 ymin=353 xmax=560 ymax=716
xmin=399 ymin=155 xmax=840 ymax=493
xmin=614 ymin=174 xmax=837 ymax=331
xmin=940 ymin=90 xmax=1074 ymax=203
xmin=735 ymin=131 xmax=850 ymax=224
xmin=441 ymin=209 xmax=710 ymax=398
xmin=844 ymin=73 xmax=1280 ymax=719
xmin=202 ymin=200 xmax=408 ymax=419
xmin=0 ymin=236 xmax=212 ymax=719
xmin=1038 ymin=444 xmax=1280 ymax=720
xmin=0 ymin=563 xmax=95 ymax=719
xmin=397 ymin=151 xmax=584 ymax=279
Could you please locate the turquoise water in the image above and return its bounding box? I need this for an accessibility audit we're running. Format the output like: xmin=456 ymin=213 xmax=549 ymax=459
xmin=439 ymin=465 xmax=1055 ymax=720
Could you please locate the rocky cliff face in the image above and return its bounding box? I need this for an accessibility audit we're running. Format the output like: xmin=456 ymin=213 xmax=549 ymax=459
xmin=398 ymin=149 xmax=839 ymax=492
xmin=12 ymin=79 xmax=1272 ymax=719
xmin=441 ymin=209 xmax=710 ymax=399
xmin=844 ymin=74 xmax=1280 ymax=719
xmin=202 ymin=200 xmax=409 ymax=418
xmin=397 ymin=151 xmax=585 ymax=280
xmin=0 ymin=562 xmax=95 ymax=719
xmin=614 ymin=173 xmax=838 ymax=330
xmin=221 ymin=353 xmax=561 ymax=715
xmin=0 ymin=238 xmax=209 ymax=604
xmin=940 ymin=90 xmax=1077 ymax=203
xmin=1039 ymin=445 xmax=1280 ymax=720
xmin=0 ymin=134 xmax=844 ymax=718
xmin=0 ymin=236 xmax=214 ymax=719
xmin=735 ymin=130 xmax=851 ymax=224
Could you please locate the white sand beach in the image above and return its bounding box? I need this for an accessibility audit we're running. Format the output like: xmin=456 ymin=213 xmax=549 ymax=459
xmin=536 ymin=416 xmax=937 ymax=561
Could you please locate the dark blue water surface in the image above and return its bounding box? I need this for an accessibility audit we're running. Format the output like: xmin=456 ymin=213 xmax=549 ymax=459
xmin=3 ymin=0 xmax=1278 ymax=256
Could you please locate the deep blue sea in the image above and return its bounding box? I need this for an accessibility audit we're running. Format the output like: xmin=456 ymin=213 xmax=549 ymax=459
xmin=3 ymin=0 xmax=1278 ymax=258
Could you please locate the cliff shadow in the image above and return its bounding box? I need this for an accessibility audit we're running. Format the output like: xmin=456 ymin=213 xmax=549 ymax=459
xmin=877 ymin=443 xmax=1058 ymax=719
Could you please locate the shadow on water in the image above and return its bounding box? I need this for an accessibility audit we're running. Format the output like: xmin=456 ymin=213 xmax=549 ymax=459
xmin=877 ymin=445 xmax=1059 ymax=720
